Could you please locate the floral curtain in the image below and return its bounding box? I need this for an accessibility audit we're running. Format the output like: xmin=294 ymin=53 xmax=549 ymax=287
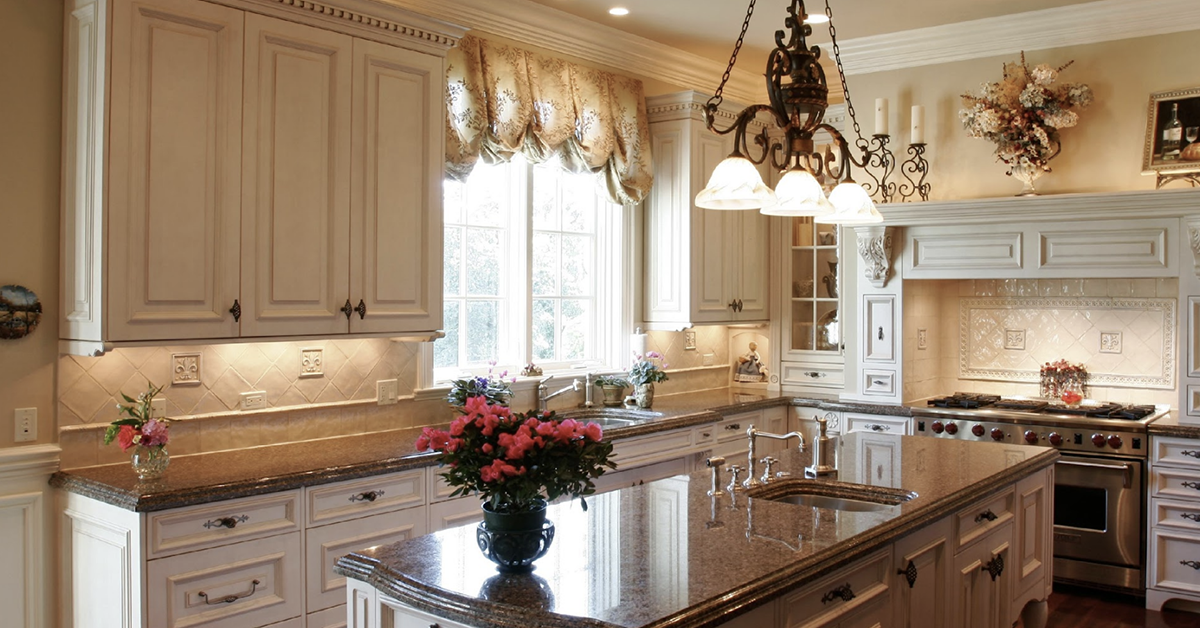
xmin=445 ymin=34 xmax=653 ymax=205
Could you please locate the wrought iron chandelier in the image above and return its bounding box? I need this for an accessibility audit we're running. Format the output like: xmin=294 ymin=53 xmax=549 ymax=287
xmin=696 ymin=0 xmax=930 ymax=222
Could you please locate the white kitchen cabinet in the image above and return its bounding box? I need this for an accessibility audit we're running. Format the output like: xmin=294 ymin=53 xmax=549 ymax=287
xmin=779 ymin=547 xmax=893 ymax=628
xmin=951 ymin=524 xmax=1013 ymax=628
xmin=60 ymin=0 xmax=459 ymax=353
xmin=892 ymin=516 xmax=952 ymax=628
xmin=843 ymin=413 xmax=910 ymax=436
xmin=1148 ymin=435 xmax=1200 ymax=611
xmin=778 ymin=218 xmax=845 ymax=393
xmin=1010 ymin=469 xmax=1052 ymax=619
xmin=642 ymin=92 xmax=771 ymax=329
xmin=305 ymin=509 xmax=426 ymax=614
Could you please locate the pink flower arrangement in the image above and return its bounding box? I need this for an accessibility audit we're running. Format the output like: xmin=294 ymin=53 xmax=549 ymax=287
xmin=104 ymin=382 xmax=171 ymax=452
xmin=416 ymin=396 xmax=615 ymax=513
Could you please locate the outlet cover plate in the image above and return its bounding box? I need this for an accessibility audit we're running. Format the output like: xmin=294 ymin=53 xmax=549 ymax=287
xmin=240 ymin=391 xmax=267 ymax=411
xmin=14 ymin=408 xmax=36 ymax=442
xmin=377 ymin=379 xmax=399 ymax=405
xmin=150 ymin=398 xmax=167 ymax=418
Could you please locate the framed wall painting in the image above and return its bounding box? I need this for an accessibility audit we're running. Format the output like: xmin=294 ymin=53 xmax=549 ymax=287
xmin=1142 ymin=87 xmax=1200 ymax=187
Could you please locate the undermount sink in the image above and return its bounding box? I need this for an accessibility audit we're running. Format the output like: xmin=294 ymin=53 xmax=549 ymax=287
xmin=750 ymin=480 xmax=916 ymax=512
xmin=556 ymin=407 xmax=664 ymax=428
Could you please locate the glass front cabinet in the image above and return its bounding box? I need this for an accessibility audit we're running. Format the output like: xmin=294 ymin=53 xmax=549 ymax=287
xmin=778 ymin=217 xmax=845 ymax=391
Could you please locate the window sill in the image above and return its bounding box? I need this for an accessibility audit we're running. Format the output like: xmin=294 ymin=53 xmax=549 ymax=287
xmin=415 ymin=367 xmax=629 ymax=403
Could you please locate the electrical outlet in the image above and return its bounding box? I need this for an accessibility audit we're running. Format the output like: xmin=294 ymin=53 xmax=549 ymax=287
xmin=150 ymin=398 xmax=167 ymax=418
xmin=240 ymin=391 xmax=267 ymax=411
xmin=377 ymin=379 xmax=399 ymax=405
xmin=14 ymin=408 xmax=37 ymax=442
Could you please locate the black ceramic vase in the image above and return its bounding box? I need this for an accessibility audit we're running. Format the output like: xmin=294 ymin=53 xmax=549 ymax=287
xmin=477 ymin=500 xmax=555 ymax=573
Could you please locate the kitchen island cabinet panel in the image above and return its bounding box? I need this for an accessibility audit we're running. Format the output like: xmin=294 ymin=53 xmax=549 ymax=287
xmin=892 ymin=517 xmax=952 ymax=628
xmin=951 ymin=524 xmax=1012 ymax=628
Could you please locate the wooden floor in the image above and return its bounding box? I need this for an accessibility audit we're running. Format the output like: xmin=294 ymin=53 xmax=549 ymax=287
xmin=1043 ymin=585 xmax=1200 ymax=628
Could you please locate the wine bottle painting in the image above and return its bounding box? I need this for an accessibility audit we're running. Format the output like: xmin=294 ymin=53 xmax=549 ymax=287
xmin=1146 ymin=90 xmax=1200 ymax=168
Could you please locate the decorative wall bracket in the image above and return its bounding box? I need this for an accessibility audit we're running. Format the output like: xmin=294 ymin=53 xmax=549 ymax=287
xmin=1187 ymin=215 xmax=1200 ymax=278
xmin=854 ymin=226 xmax=895 ymax=288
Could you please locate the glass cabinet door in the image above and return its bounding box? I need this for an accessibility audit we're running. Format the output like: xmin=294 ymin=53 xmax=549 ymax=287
xmin=788 ymin=218 xmax=840 ymax=354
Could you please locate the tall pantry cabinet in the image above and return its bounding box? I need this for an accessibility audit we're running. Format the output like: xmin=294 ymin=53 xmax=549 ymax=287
xmin=62 ymin=0 xmax=461 ymax=355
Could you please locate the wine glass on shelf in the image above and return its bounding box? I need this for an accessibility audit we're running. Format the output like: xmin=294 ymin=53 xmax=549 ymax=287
xmin=1187 ymin=126 xmax=1199 ymax=146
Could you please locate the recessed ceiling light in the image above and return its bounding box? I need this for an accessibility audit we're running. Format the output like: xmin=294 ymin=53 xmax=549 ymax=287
xmin=609 ymin=7 xmax=630 ymax=16
xmin=804 ymin=14 xmax=829 ymax=25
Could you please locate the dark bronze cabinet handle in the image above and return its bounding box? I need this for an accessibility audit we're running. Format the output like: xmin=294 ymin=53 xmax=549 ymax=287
xmin=897 ymin=560 xmax=918 ymax=588
xmin=878 ymin=326 xmax=884 ymax=340
xmin=1182 ymin=560 xmax=1200 ymax=570
xmin=229 ymin=299 xmax=241 ymax=322
xmin=1183 ymin=481 xmax=1200 ymax=491
xmin=1182 ymin=513 xmax=1200 ymax=523
xmin=724 ymin=423 xmax=741 ymax=431
xmin=341 ymin=299 xmax=354 ymax=320
xmin=821 ymin=583 xmax=856 ymax=604
xmin=804 ymin=371 xmax=827 ymax=378
xmin=355 ymin=299 xmax=367 ymax=319
xmin=975 ymin=509 xmax=998 ymax=523
xmin=982 ymin=554 xmax=1004 ymax=581
xmin=1181 ymin=450 xmax=1200 ymax=459
xmin=349 ymin=490 xmax=384 ymax=503
xmin=198 ymin=579 xmax=259 ymax=605
xmin=203 ymin=514 xmax=249 ymax=530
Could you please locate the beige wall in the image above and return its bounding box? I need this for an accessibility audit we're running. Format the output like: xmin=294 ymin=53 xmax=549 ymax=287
xmin=854 ymin=31 xmax=1200 ymax=199
xmin=0 ymin=0 xmax=62 ymax=449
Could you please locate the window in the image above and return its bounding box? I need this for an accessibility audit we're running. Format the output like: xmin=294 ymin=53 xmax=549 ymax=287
xmin=434 ymin=156 xmax=630 ymax=379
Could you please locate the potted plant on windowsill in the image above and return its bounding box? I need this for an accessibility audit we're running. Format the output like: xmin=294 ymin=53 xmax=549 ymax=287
xmin=593 ymin=375 xmax=630 ymax=407
xmin=627 ymin=352 xmax=669 ymax=409
xmin=415 ymin=396 xmax=615 ymax=573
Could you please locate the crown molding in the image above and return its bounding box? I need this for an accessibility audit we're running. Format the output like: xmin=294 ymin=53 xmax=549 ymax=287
xmin=879 ymin=187 xmax=1200 ymax=226
xmin=836 ymin=0 xmax=1200 ymax=75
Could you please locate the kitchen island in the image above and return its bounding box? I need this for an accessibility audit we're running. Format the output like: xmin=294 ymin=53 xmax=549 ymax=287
xmin=336 ymin=432 xmax=1057 ymax=628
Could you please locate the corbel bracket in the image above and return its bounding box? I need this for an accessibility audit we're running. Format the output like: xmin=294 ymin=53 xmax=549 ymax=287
xmin=855 ymin=225 xmax=895 ymax=288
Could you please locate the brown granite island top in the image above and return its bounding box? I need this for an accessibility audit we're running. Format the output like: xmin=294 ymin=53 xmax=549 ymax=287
xmin=48 ymin=389 xmax=912 ymax=512
xmin=1147 ymin=412 xmax=1200 ymax=439
xmin=335 ymin=433 xmax=1057 ymax=628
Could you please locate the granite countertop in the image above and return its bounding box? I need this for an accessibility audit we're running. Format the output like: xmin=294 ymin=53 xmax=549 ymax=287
xmin=335 ymin=433 xmax=1057 ymax=628
xmin=1148 ymin=412 xmax=1200 ymax=439
xmin=49 ymin=389 xmax=911 ymax=512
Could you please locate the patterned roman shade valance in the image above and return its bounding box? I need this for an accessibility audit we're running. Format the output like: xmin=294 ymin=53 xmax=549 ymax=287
xmin=445 ymin=34 xmax=653 ymax=205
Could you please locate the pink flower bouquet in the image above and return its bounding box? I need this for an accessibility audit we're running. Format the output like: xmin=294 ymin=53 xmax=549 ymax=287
xmin=104 ymin=382 xmax=171 ymax=452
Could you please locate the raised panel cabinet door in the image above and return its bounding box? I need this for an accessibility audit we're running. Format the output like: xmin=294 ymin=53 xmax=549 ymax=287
xmin=1012 ymin=468 xmax=1051 ymax=610
xmin=304 ymin=508 xmax=426 ymax=613
xmin=952 ymin=525 xmax=1012 ymax=628
xmin=241 ymin=14 xmax=352 ymax=337
xmin=107 ymin=0 xmax=243 ymax=341
xmin=691 ymin=130 xmax=736 ymax=323
xmin=893 ymin=516 xmax=952 ymax=628
xmin=348 ymin=39 xmax=442 ymax=334
xmin=735 ymin=209 xmax=770 ymax=321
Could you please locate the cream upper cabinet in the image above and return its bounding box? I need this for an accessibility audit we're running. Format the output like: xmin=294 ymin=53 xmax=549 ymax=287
xmin=643 ymin=91 xmax=771 ymax=329
xmin=240 ymin=15 xmax=353 ymax=338
xmin=61 ymin=0 xmax=461 ymax=354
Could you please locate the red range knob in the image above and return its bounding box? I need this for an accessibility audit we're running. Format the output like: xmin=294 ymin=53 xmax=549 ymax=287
xmin=1024 ymin=430 xmax=1038 ymax=444
xmin=1091 ymin=433 xmax=1107 ymax=448
xmin=1048 ymin=432 xmax=1063 ymax=446
xmin=931 ymin=421 xmax=945 ymax=434
xmin=972 ymin=424 xmax=986 ymax=437
xmin=991 ymin=428 xmax=1005 ymax=442
xmin=1108 ymin=435 xmax=1123 ymax=449
xmin=945 ymin=422 xmax=959 ymax=435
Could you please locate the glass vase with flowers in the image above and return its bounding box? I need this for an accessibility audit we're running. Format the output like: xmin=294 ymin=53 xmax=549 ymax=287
xmin=104 ymin=382 xmax=171 ymax=480
xmin=627 ymin=352 xmax=669 ymax=408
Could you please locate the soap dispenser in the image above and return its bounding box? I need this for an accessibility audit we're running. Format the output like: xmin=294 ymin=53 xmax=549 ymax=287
xmin=805 ymin=415 xmax=837 ymax=478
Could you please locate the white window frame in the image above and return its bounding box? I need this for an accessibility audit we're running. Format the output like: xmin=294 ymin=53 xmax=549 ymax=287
xmin=419 ymin=159 xmax=637 ymax=390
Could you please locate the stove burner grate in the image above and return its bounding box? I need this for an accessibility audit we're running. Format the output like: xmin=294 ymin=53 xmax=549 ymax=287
xmin=992 ymin=399 xmax=1049 ymax=411
xmin=927 ymin=393 xmax=1001 ymax=409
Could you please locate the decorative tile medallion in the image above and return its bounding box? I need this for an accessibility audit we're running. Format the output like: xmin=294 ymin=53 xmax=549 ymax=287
xmin=1004 ymin=329 xmax=1026 ymax=351
xmin=684 ymin=330 xmax=697 ymax=351
xmin=1100 ymin=331 xmax=1123 ymax=354
xmin=301 ymin=348 xmax=323 ymax=378
xmin=917 ymin=328 xmax=928 ymax=350
xmin=171 ymin=353 xmax=201 ymax=386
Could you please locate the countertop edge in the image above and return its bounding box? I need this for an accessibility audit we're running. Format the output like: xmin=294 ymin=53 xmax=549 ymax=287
xmin=1148 ymin=423 xmax=1200 ymax=439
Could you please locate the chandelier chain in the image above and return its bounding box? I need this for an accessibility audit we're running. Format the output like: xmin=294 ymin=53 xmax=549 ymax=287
xmin=823 ymin=0 xmax=867 ymax=150
xmin=707 ymin=0 xmax=757 ymax=112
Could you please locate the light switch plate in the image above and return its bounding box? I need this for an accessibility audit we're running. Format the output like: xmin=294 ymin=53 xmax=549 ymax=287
xmin=377 ymin=379 xmax=399 ymax=405
xmin=14 ymin=408 xmax=36 ymax=442
xmin=150 ymin=398 xmax=167 ymax=418
xmin=240 ymin=391 xmax=267 ymax=411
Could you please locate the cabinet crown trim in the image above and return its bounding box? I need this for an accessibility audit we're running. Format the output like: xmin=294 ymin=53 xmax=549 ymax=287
xmin=879 ymin=188 xmax=1200 ymax=226
xmin=244 ymin=0 xmax=466 ymax=48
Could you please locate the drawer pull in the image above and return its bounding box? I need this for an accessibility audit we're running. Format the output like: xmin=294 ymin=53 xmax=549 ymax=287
xmin=821 ymin=583 xmax=856 ymax=605
xmin=804 ymin=371 xmax=827 ymax=378
xmin=866 ymin=424 xmax=890 ymax=432
xmin=981 ymin=554 xmax=1005 ymax=581
xmin=203 ymin=515 xmax=249 ymax=530
xmin=1181 ymin=450 xmax=1200 ymax=459
xmin=349 ymin=490 xmax=385 ymax=503
xmin=724 ymin=424 xmax=742 ymax=431
xmin=198 ymin=579 xmax=260 ymax=605
xmin=974 ymin=509 xmax=998 ymax=524
xmin=1182 ymin=513 xmax=1200 ymax=523
xmin=1183 ymin=481 xmax=1200 ymax=491
xmin=1182 ymin=560 xmax=1200 ymax=570
xmin=897 ymin=559 xmax=918 ymax=588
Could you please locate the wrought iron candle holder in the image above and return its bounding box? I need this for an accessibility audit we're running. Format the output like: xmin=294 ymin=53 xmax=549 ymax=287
xmin=856 ymin=138 xmax=930 ymax=204
xmin=899 ymin=143 xmax=930 ymax=202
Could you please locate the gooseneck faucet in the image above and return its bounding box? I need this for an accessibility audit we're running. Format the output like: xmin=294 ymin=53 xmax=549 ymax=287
xmin=537 ymin=376 xmax=581 ymax=412
xmin=744 ymin=427 xmax=806 ymax=489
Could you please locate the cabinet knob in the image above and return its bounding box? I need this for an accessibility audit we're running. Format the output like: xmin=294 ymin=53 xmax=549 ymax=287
xmin=340 ymin=299 xmax=354 ymax=320
xmin=981 ymin=554 xmax=1005 ymax=581
xmin=354 ymin=299 xmax=367 ymax=319
xmin=897 ymin=560 xmax=918 ymax=588
xmin=229 ymin=299 xmax=241 ymax=323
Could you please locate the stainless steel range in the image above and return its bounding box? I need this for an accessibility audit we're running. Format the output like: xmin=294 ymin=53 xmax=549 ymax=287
xmin=911 ymin=392 xmax=1169 ymax=593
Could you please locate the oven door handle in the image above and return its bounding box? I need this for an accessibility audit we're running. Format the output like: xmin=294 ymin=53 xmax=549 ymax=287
xmin=1057 ymin=459 xmax=1132 ymax=489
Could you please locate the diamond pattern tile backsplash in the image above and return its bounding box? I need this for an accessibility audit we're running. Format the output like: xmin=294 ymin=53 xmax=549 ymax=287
xmin=59 ymin=339 xmax=421 ymax=427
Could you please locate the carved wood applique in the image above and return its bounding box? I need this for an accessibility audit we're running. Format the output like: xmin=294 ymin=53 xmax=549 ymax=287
xmin=855 ymin=226 xmax=895 ymax=288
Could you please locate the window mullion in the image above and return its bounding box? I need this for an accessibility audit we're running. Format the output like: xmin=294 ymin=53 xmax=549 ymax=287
xmin=511 ymin=162 xmax=533 ymax=367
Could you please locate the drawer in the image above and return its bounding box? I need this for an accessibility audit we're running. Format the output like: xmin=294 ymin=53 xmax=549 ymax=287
xmin=779 ymin=547 xmax=892 ymax=628
xmin=378 ymin=599 xmax=474 ymax=628
xmin=428 ymin=466 xmax=459 ymax=503
xmin=1152 ymin=498 xmax=1200 ymax=533
xmin=794 ymin=407 xmax=841 ymax=435
xmin=861 ymin=369 xmax=895 ymax=396
xmin=843 ymin=413 xmax=909 ymax=436
xmin=307 ymin=604 xmax=345 ymax=628
xmin=147 ymin=530 xmax=303 ymax=628
xmin=611 ymin=428 xmax=695 ymax=467
xmin=781 ymin=364 xmax=844 ymax=389
xmin=306 ymin=469 xmax=425 ymax=526
xmin=306 ymin=508 xmax=426 ymax=613
xmin=428 ymin=495 xmax=485 ymax=532
xmin=1151 ymin=528 xmax=1200 ymax=595
xmin=955 ymin=488 xmax=1015 ymax=551
xmin=715 ymin=411 xmax=763 ymax=443
xmin=1153 ymin=436 xmax=1200 ymax=470
xmin=147 ymin=490 xmax=301 ymax=559
xmin=1152 ymin=467 xmax=1200 ymax=501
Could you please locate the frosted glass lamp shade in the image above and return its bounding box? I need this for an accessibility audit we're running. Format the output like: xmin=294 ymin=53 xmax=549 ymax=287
xmin=816 ymin=182 xmax=884 ymax=225
xmin=695 ymin=156 xmax=776 ymax=210
xmin=760 ymin=169 xmax=834 ymax=217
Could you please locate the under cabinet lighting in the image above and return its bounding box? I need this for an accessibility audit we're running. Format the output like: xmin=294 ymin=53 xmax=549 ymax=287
xmin=609 ymin=7 xmax=629 ymax=16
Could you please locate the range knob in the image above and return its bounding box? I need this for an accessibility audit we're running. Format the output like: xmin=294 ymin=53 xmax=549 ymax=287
xmin=991 ymin=428 xmax=1005 ymax=442
xmin=945 ymin=422 xmax=959 ymax=435
xmin=1108 ymin=434 xmax=1123 ymax=449
xmin=931 ymin=421 xmax=945 ymax=434
xmin=972 ymin=424 xmax=986 ymax=437
xmin=1024 ymin=430 xmax=1039 ymax=444
xmin=1048 ymin=432 xmax=1063 ymax=446
xmin=1091 ymin=433 xmax=1107 ymax=448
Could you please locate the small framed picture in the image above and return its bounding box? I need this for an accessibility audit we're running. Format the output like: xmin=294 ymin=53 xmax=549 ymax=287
xmin=1142 ymin=87 xmax=1200 ymax=174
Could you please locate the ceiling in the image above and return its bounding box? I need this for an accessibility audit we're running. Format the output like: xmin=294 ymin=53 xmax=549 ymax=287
xmin=522 ymin=0 xmax=1098 ymax=68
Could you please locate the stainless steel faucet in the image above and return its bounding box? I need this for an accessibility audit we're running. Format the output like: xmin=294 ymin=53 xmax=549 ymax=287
xmin=582 ymin=372 xmax=596 ymax=408
xmin=744 ymin=427 xmax=806 ymax=489
xmin=805 ymin=415 xmax=837 ymax=478
xmin=537 ymin=376 xmax=581 ymax=412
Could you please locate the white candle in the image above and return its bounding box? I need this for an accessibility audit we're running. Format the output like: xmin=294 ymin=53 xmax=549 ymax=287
xmin=875 ymin=98 xmax=889 ymax=136
xmin=911 ymin=105 xmax=925 ymax=144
